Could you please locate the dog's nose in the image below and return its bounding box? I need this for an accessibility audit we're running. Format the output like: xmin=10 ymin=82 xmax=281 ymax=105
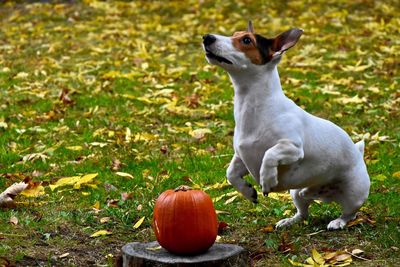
xmin=203 ymin=34 xmax=216 ymax=46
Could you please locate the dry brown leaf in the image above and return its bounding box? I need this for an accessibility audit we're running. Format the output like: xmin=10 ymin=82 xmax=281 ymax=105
xmin=111 ymin=158 xmax=122 ymax=171
xmin=0 ymin=182 xmax=28 ymax=207
xmin=334 ymin=253 xmax=352 ymax=262
xmin=59 ymin=252 xmax=70 ymax=259
xmin=121 ymin=192 xmax=133 ymax=201
xmin=261 ymin=224 xmax=275 ymax=233
xmin=9 ymin=216 xmax=18 ymax=225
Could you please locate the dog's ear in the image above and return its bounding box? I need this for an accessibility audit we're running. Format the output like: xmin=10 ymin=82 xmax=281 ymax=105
xmin=271 ymin=28 xmax=303 ymax=58
xmin=247 ymin=20 xmax=254 ymax=33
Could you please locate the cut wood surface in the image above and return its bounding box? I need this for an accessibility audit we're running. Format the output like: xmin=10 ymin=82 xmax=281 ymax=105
xmin=121 ymin=241 xmax=249 ymax=267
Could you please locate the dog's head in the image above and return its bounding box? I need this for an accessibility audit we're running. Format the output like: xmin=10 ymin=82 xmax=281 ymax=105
xmin=203 ymin=21 xmax=303 ymax=72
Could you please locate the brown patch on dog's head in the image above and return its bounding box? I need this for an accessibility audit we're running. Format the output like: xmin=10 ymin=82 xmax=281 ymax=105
xmin=231 ymin=22 xmax=303 ymax=65
xmin=231 ymin=31 xmax=267 ymax=65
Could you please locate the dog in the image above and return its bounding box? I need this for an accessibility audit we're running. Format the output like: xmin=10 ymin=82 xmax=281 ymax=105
xmin=202 ymin=21 xmax=370 ymax=230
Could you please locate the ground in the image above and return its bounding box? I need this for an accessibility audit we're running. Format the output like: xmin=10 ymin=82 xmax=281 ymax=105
xmin=0 ymin=0 xmax=399 ymax=266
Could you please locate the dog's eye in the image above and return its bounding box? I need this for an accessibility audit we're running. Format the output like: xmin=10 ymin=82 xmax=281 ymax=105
xmin=242 ymin=37 xmax=252 ymax=45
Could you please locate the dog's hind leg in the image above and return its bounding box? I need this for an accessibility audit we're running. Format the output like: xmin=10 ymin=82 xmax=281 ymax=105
xmin=227 ymin=154 xmax=258 ymax=203
xmin=276 ymin=189 xmax=312 ymax=228
xmin=327 ymin=166 xmax=370 ymax=230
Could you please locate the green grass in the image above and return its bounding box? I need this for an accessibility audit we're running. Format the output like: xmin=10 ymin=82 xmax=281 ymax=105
xmin=0 ymin=0 xmax=399 ymax=266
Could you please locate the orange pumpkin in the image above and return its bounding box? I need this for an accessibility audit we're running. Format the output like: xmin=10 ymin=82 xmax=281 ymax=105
xmin=152 ymin=185 xmax=218 ymax=255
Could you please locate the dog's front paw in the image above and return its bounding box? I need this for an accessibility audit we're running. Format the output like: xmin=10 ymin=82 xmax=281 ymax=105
xmin=241 ymin=183 xmax=258 ymax=203
xmin=260 ymin=166 xmax=278 ymax=195
xmin=327 ymin=218 xmax=346 ymax=230
xmin=276 ymin=214 xmax=301 ymax=228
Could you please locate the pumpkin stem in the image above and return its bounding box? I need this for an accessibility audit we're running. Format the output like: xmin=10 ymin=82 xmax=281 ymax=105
xmin=174 ymin=185 xmax=193 ymax=192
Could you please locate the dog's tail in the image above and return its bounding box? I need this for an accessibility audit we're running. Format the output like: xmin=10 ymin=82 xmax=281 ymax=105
xmin=355 ymin=140 xmax=365 ymax=157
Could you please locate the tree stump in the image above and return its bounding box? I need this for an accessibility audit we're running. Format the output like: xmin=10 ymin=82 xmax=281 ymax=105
xmin=121 ymin=241 xmax=248 ymax=267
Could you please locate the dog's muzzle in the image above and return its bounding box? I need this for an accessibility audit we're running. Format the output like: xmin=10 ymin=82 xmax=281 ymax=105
xmin=203 ymin=34 xmax=233 ymax=65
xmin=203 ymin=34 xmax=216 ymax=46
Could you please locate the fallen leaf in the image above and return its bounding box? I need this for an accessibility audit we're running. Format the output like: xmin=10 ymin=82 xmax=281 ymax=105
xmin=115 ymin=172 xmax=134 ymax=179
xmin=312 ymin=249 xmax=325 ymax=265
xmin=334 ymin=253 xmax=352 ymax=262
xmin=59 ymin=89 xmax=74 ymax=105
xmin=93 ymin=201 xmax=100 ymax=210
xmin=111 ymin=158 xmax=122 ymax=171
xmin=107 ymin=199 xmax=119 ymax=208
xmin=0 ymin=182 xmax=28 ymax=207
xmin=66 ymin=146 xmax=83 ymax=151
xmin=104 ymin=183 xmax=117 ymax=192
xmin=189 ymin=128 xmax=212 ymax=140
xmin=9 ymin=216 xmax=18 ymax=225
xmin=121 ymin=192 xmax=133 ymax=201
xmin=90 ymin=230 xmax=112 ymax=238
xmin=335 ymin=95 xmax=367 ymax=105
xmin=351 ymin=249 xmax=364 ymax=255
xmin=22 ymin=152 xmax=49 ymax=163
xmin=392 ymin=171 xmax=400 ymax=178
xmin=100 ymin=217 xmax=111 ymax=224
xmin=261 ymin=224 xmax=275 ymax=233
xmin=59 ymin=252 xmax=70 ymax=259
xmin=218 ymin=221 xmax=229 ymax=234
xmin=50 ymin=173 xmax=98 ymax=191
xmin=215 ymin=210 xmax=230 ymax=215
xmin=133 ymin=216 xmax=145 ymax=229
xmin=278 ymin=232 xmax=294 ymax=253
xmin=288 ymin=259 xmax=306 ymax=266
xmin=324 ymin=251 xmax=339 ymax=260
xmin=21 ymin=183 xmax=45 ymax=197
xmin=224 ymin=195 xmax=238 ymax=205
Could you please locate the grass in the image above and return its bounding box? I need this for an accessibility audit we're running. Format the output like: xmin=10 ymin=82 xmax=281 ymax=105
xmin=0 ymin=0 xmax=399 ymax=266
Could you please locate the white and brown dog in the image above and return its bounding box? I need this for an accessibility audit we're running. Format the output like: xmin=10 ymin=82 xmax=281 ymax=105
xmin=202 ymin=21 xmax=370 ymax=230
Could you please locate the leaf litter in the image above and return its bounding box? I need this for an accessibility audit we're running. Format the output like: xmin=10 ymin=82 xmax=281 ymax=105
xmin=0 ymin=0 xmax=399 ymax=266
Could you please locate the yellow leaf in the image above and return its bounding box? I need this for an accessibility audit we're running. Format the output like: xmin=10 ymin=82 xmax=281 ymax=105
xmin=189 ymin=128 xmax=212 ymax=140
xmin=283 ymin=209 xmax=293 ymax=216
xmin=21 ymin=185 xmax=45 ymax=197
xmin=288 ymin=259 xmax=307 ymax=266
xmin=261 ymin=224 xmax=275 ymax=233
xmin=49 ymin=176 xmax=81 ymax=191
xmin=50 ymin=173 xmax=98 ymax=191
xmin=335 ymin=95 xmax=367 ymax=105
xmin=267 ymin=192 xmax=292 ymax=201
xmin=133 ymin=216 xmax=145 ymax=229
xmin=74 ymin=173 xmax=98 ymax=189
xmin=312 ymin=249 xmax=325 ymax=265
xmin=125 ymin=127 xmax=132 ymax=143
xmin=392 ymin=171 xmax=400 ymax=178
xmin=224 ymin=195 xmax=238 ymax=205
xmin=93 ymin=201 xmax=100 ymax=210
xmin=66 ymin=146 xmax=83 ymax=151
xmin=90 ymin=230 xmax=111 ymax=238
xmin=115 ymin=172 xmax=134 ymax=179
xmin=305 ymin=257 xmax=315 ymax=265
xmin=15 ymin=72 xmax=29 ymax=79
